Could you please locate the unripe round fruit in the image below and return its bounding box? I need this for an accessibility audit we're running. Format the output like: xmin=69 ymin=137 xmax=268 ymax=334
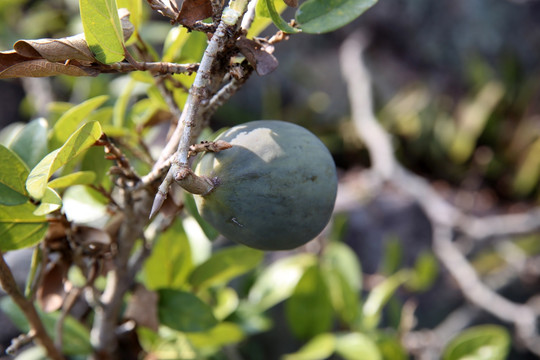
xmin=194 ymin=120 xmax=338 ymax=251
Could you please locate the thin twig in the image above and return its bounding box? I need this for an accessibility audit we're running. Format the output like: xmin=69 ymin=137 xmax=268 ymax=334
xmin=0 ymin=251 xmax=65 ymax=360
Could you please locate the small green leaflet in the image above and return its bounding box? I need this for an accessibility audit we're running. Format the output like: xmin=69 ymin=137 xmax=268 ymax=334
xmin=296 ymin=0 xmax=378 ymax=34
xmin=48 ymin=171 xmax=96 ymax=189
xmin=0 ymin=202 xmax=48 ymax=251
xmin=9 ymin=117 xmax=48 ymax=169
xmin=158 ymin=289 xmax=217 ymax=332
xmin=0 ymin=145 xmax=29 ymax=206
xmin=26 ymin=121 xmax=102 ymax=200
xmin=443 ymin=325 xmax=510 ymax=360
xmin=49 ymin=95 xmax=108 ymax=150
xmin=33 ymin=187 xmax=62 ymax=216
xmin=80 ymin=0 xmax=125 ymax=64
xmin=262 ymin=0 xmax=301 ymax=34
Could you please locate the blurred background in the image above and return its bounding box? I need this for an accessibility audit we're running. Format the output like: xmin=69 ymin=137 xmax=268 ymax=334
xmin=2 ymin=0 xmax=540 ymax=359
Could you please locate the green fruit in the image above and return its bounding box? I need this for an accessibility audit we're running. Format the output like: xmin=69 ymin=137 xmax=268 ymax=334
xmin=194 ymin=120 xmax=338 ymax=250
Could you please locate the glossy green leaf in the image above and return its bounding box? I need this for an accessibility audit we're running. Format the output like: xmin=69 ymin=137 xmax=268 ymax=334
xmin=49 ymin=95 xmax=108 ymax=150
xmin=0 ymin=145 xmax=29 ymax=205
xmin=248 ymin=253 xmax=316 ymax=311
xmin=323 ymin=268 xmax=359 ymax=326
xmin=285 ymin=265 xmax=334 ymax=339
xmin=47 ymin=171 xmax=96 ymax=189
xmin=186 ymin=322 xmax=244 ymax=348
xmin=362 ymin=270 xmax=410 ymax=330
xmin=335 ymin=332 xmax=382 ymax=360
xmin=283 ymin=333 xmax=336 ymax=360
xmin=248 ymin=0 xmax=288 ymax=37
xmin=0 ymin=297 xmax=92 ymax=355
xmin=296 ymin=0 xmax=377 ymax=34
xmin=262 ymin=0 xmax=300 ymax=34
xmin=188 ymin=245 xmax=263 ymax=289
xmin=443 ymin=325 xmax=510 ymax=360
xmin=162 ymin=26 xmax=190 ymax=63
xmin=0 ymin=202 xmax=48 ymax=251
xmin=213 ymin=287 xmax=239 ymax=320
xmin=33 ymin=187 xmax=62 ymax=216
xmin=9 ymin=118 xmax=48 ymax=169
xmin=80 ymin=0 xmax=125 ymax=64
xmin=26 ymin=121 xmax=102 ymax=200
xmin=143 ymin=220 xmax=193 ymax=290
xmin=158 ymin=289 xmax=217 ymax=332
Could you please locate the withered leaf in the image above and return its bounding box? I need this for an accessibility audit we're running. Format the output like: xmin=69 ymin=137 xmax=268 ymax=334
xmin=178 ymin=0 xmax=213 ymax=27
xmin=37 ymin=260 xmax=70 ymax=313
xmin=14 ymin=34 xmax=96 ymax=63
xmin=284 ymin=0 xmax=298 ymax=7
xmin=0 ymin=56 xmax=99 ymax=78
xmin=124 ymin=284 xmax=159 ymax=331
xmin=237 ymin=37 xmax=279 ymax=76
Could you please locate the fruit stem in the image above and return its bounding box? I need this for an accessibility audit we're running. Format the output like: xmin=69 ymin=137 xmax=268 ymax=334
xmin=174 ymin=167 xmax=215 ymax=195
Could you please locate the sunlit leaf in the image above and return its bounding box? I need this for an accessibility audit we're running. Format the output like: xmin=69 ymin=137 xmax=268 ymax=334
xmin=186 ymin=322 xmax=244 ymax=348
xmin=9 ymin=118 xmax=48 ymax=169
xmin=0 ymin=145 xmax=29 ymax=205
xmin=33 ymin=187 xmax=62 ymax=216
xmin=62 ymin=185 xmax=108 ymax=225
xmin=26 ymin=121 xmax=102 ymax=200
xmin=143 ymin=220 xmax=193 ymax=290
xmin=162 ymin=26 xmax=190 ymax=63
xmin=248 ymin=253 xmax=316 ymax=311
xmin=323 ymin=241 xmax=362 ymax=291
xmin=286 ymin=265 xmax=333 ymax=339
xmin=0 ymin=297 xmax=92 ymax=355
xmin=296 ymin=0 xmax=378 ymax=34
xmin=335 ymin=332 xmax=382 ymax=360
xmin=248 ymin=0 xmax=288 ymax=37
xmin=47 ymin=171 xmax=96 ymax=189
xmin=188 ymin=245 xmax=263 ymax=289
xmin=443 ymin=325 xmax=511 ymax=360
xmin=158 ymin=289 xmax=217 ymax=332
xmin=49 ymin=95 xmax=108 ymax=150
xmin=262 ymin=0 xmax=300 ymax=34
xmin=362 ymin=270 xmax=410 ymax=329
xmin=0 ymin=202 xmax=48 ymax=251
xmin=79 ymin=0 xmax=125 ymax=64
xmin=283 ymin=333 xmax=336 ymax=360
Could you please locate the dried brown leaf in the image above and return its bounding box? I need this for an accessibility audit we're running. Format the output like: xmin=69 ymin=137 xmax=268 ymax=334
xmin=178 ymin=0 xmax=213 ymax=27
xmin=124 ymin=284 xmax=159 ymax=331
xmin=237 ymin=37 xmax=279 ymax=76
xmin=284 ymin=0 xmax=298 ymax=7
xmin=14 ymin=34 xmax=96 ymax=63
xmin=0 ymin=57 xmax=99 ymax=78
xmin=37 ymin=260 xmax=70 ymax=313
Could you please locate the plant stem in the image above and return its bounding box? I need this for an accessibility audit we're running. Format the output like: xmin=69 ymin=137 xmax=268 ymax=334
xmin=0 ymin=251 xmax=65 ymax=360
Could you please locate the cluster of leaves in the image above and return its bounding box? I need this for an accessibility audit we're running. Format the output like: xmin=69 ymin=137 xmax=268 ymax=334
xmin=0 ymin=0 xmax=515 ymax=360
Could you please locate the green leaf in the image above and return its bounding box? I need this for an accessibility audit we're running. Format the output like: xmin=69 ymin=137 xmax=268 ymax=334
xmin=323 ymin=268 xmax=359 ymax=326
xmin=33 ymin=187 xmax=62 ymax=216
xmin=26 ymin=121 xmax=102 ymax=200
xmin=80 ymin=0 xmax=125 ymax=64
xmin=9 ymin=118 xmax=48 ymax=169
xmin=248 ymin=253 xmax=316 ymax=311
xmin=406 ymin=252 xmax=439 ymax=292
xmin=296 ymin=0 xmax=378 ymax=34
xmin=262 ymin=0 xmax=301 ymax=34
xmin=143 ymin=220 xmax=193 ymax=290
xmin=443 ymin=325 xmax=511 ymax=360
xmin=113 ymin=78 xmax=136 ymax=127
xmin=283 ymin=333 xmax=336 ymax=360
xmin=323 ymin=241 xmax=362 ymax=291
xmin=335 ymin=332 xmax=382 ymax=360
xmin=0 ymin=297 xmax=92 ymax=355
xmin=158 ymin=289 xmax=217 ymax=332
xmin=186 ymin=322 xmax=244 ymax=348
xmin=376 ymin=333 xmax=408 ymax=360
xmin=117 ymin=0 xmax=142 ymax=34
xmin=0 ymin=202 xmax=48 ymax=251
xmin=248 ymin=0 xmax=288 ymax=37
xmin=162 ymin=26 xmax=190 ymax=63
xmin=381 ymin=237 xmax=403 ymax=275
xmin=362 ymin=270 xmax=410 ymax=330
xmin=0 ymin=145 xmax=29 ymax=205
xmin=49 ymin=95 xmax=108 ymax=150
xmin=47 ymin=171 xmax=96 ymax=189
xmin=188 ymin=246 xmax=264 ymax=289
xmin=285 ymin=265 xmax=334 ymax=339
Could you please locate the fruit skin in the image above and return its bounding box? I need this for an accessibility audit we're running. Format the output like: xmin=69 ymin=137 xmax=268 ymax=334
xmin=194 ymin=120 xmax=337 ymax=251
